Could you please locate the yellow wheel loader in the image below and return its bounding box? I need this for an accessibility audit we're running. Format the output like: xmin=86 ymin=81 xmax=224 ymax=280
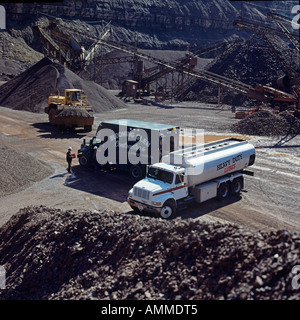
xmin=45 ymin=89 xmax=94 ymax=132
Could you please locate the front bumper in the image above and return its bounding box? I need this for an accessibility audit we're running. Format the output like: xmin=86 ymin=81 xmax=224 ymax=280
xmin=127 ymin=197 xmax=161 ymax=214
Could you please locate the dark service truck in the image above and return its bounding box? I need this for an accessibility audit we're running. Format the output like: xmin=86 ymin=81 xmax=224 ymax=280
xmin=78 ymin=119 xmax=180 ymax=179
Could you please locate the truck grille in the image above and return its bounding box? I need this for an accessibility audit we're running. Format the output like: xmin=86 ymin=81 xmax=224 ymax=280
xmin=133 ymin=187 xmax=150 ymax=200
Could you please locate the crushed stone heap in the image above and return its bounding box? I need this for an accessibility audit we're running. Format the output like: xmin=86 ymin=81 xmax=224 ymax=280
xmin=0 ymin=206 xmax=299 ymax=300
xmin=0 ymin=57 xmax=127 ymax=113
xmin=231 ymin=110 xmax=300 ymax=136
xmin=0 ymin=144 xmax=53 ymax=197
xmin=186 ymin=35 xmax=300 ymax=106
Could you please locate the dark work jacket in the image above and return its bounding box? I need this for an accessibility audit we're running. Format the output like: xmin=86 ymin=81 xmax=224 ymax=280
xmin=66 ymin=151 xmax=73 ymax=163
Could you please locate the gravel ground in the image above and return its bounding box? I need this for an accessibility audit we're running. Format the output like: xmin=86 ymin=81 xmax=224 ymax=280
xmin=0 ymin=206 xmax=299 ymax=300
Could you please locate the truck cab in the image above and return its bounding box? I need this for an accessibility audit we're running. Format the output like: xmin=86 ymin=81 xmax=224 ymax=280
xmin=128 ymin=163 xmax=188 ymax=218
xmin=77 ymin=136 xmax=102 ymax=167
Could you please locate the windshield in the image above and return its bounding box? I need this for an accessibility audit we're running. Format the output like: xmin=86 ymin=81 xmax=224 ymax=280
xmin=147 ymin=167 xmax=174 ymax=184
xmin=72 ymin=91 xmax=81 ymax=101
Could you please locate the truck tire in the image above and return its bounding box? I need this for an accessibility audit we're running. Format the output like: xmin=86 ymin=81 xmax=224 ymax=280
xmin=160 ymin=200 xmax=176 ymax=219
xmin=130 ymin=165 xmax=143 ymax=180
xmin=231 ymin=177 xmax=243 ymax=195
xmin=78 ymin=154 xmax=89 ymax=167
xmin=217 ymin=182 xmax=230 ymax=200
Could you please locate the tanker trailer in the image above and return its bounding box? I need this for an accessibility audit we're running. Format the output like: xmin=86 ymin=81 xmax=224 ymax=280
xmin=127 ymin=138 xmax=255 ymax=219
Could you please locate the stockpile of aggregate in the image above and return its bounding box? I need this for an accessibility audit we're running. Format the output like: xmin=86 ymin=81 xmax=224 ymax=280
xmin=0 ymin=57 xmax=127 ymax=113
xmin=0 ymin=206 xmax=299 ymax=300
xmin=231 ymin=110 xmax=300 ymax=136
xmin=0 ymin=144 xmax=53 ymax=197
xmin=186 ymin=35 xmax=300 ymax=106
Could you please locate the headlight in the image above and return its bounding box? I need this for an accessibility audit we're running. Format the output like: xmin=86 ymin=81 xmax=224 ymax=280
xmin=151 ymin=201 xmax=161 ymax=206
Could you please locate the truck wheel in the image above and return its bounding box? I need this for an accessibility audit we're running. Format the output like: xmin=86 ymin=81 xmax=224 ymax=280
xmin=231 ymin=177 xmax=243 ymax=195
xmin=130 ymin=165 xmax=143 ymax=180
xmin=160 ymin=200 xmax=176 ymax=219
xmin=79 ymin=154 xmax=89 ymax=167
xmin=217 ymin=182 xmax=230 ymax=200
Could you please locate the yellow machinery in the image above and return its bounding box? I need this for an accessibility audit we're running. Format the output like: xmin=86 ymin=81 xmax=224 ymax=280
xmin=45 ymin=89 xmax=94 ymax=131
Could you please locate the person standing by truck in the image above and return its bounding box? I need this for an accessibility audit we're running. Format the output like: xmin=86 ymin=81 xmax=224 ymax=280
xmin=66 ymin=146 xmax=73 ymax=173
xmin=92 ymin=146 xmax=100 ymax=172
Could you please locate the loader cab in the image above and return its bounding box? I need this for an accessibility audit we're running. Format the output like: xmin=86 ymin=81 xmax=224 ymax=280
xmin=65 ymin=89 xmax=82 ymax=104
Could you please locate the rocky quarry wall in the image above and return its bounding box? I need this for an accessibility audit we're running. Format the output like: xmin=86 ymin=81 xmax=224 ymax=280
xmin=2 ymin=0 xmax=275 ymax=49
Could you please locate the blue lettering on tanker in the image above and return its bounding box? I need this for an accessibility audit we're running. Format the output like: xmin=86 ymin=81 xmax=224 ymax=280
xmin=217 ymin=154 xmax=242 ymax=171
xmin=217 ymin=160 xmax=230 ymax=171
xmin=232 ymin=154 xmax=243 ymax=163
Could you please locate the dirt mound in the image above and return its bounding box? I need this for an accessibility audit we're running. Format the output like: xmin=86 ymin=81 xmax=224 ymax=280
xmin=0 ymin=57 xmax=127 ymax=113
xmin=231 ymin=110 xmax=300 ymax=136
xmin=185 ymin=35 xmax=300 ymax=106
xmin=0 ymin=206 xmax=299 ymax=300
xmin=0 ymin=144 xmax=53 ymax=198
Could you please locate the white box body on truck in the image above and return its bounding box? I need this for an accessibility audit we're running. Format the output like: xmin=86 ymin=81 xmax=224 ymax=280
xmin=127 ymin=138 xmax=255 ymax=219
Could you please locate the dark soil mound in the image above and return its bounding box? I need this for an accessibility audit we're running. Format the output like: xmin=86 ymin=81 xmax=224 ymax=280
xmin=231 ymin=110 xmax=300 ymax=136
xmin=0 ymin=206 xmax=299 ymax=300
xmin=0 ymin=57 xmax=127 ymax=113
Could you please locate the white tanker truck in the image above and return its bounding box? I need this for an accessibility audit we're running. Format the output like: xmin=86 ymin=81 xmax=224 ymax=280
xmin=127 ymin=138 xmax=256 ymax=219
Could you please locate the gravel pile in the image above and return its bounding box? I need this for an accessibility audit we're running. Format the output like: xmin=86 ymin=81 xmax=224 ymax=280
xmin=0 ymin=144 xmax=53 ymax=197
xmin=0 ymin=57 xmax=127 ymax=113
xmin=231 ymin=110 xmax=300 ymax=136
xmin=186 ymin=35 xmax=300 ymax=106
xmin=0 ymin=206 xmax=299 ymax=300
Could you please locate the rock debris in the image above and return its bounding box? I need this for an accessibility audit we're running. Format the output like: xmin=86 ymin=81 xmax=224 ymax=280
xmin=231 ymin=110 xmax=300 ymax=136
xmin=0 ymin=206 xmax=299 ymax=300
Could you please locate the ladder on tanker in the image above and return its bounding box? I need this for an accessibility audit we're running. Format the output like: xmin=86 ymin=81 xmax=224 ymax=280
xmin=170 ymin=138 xmax=247 ymax=160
